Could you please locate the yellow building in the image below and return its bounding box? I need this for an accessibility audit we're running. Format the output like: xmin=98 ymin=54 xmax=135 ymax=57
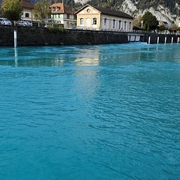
xmin=75 ymin=4 xmax=134 ymax=31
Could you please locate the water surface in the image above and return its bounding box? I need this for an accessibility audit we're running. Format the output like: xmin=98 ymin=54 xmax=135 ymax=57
xmin=0 ymin=43 xmax=180 ymax=180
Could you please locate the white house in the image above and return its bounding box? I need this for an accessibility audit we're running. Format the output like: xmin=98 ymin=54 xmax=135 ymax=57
xmin=21 ymin=0 xmax=34 ymax=21
xmin=50 ymin=3 xmax=76 ymax=29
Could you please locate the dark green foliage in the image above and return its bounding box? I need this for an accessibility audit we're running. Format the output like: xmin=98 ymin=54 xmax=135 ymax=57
xmin=33 ymin=0 xmax=51 ymax=21
xmin=142 ymin=11 xmax=158 ymax=31
xmin=2 ymin=0 xmax=23 ymax=21
xmin=158 ymin=25 xmax=166 ymax=32
xmin=47 ymin=26 xmax=66 ymax=33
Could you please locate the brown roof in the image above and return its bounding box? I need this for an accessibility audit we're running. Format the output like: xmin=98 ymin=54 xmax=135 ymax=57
xmin=75 ymin=4 xmax=133 ymax=20
xmin=21 ymin=0 xmax=34 ymax=9
xmin=50 ymin=3 xmax=74 ymax=14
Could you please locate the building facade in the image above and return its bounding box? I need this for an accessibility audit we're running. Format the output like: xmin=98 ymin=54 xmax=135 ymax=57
xmin=50 ymin=3 xmax=76 ymax=29
xmin=21 ymin=0 xmax=34 ymax=21
xmin=75 ymin=4 xmax=134 ymax=31
xmin=0 ymin=0 xmax=34 ymax=21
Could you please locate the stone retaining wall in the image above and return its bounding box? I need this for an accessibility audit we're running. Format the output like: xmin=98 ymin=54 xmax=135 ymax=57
xmin=0 ymin=26 xmax=128 ymax=46
xmin=0 ymin=26 xmax=180 ymax=46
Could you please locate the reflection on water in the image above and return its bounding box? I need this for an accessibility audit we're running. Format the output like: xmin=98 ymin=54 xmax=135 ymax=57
xmin=14 ymin=48 xmax=18 ymax=67
xmin=75 ymin=57 xmax=99 ymax=66
xmin=74 ymin=47 xmax=100 ymax=66
xmin=0 ymin=43 xmax=180 ymax=180
xmin=0 ymin=43 xmax=180 ymax=67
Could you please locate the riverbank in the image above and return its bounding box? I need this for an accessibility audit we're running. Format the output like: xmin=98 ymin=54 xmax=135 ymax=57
xmin=0 ymin=26 xmax=180 ymax=46
xmin=0 ymin=26 xmax=128 ymax=46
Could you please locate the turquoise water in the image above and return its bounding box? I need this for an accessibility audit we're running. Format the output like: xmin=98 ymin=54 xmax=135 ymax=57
xmin=0 ymin=43 xmax=180 ymax=180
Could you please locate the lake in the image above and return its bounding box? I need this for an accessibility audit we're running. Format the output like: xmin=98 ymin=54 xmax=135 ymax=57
xmin=0 ymin=43 xmax=180 ymax=180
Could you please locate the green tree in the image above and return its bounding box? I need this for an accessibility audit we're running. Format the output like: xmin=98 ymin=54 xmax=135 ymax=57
xmin=0 ymin=6 xmax=2 ymax=17
xmin=2 ymin=0 xmax=23 ymax=21
xmin=33 ymin=0 xmax=51 ymax=21
xmin=158 ymin=25 xmax=166 ymax=32
xmin=142 ymin=11 xmax=158 ymax=31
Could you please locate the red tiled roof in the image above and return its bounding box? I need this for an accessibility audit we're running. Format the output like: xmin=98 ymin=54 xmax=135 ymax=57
xmin=50 ymin=3 xmax=74 ymax=14
xmin=21 ymin=0 xmax=34 ymax=9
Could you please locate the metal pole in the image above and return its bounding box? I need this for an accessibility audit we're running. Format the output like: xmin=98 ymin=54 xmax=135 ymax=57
xmin=14 ymin=30 xmax=17 ymax=48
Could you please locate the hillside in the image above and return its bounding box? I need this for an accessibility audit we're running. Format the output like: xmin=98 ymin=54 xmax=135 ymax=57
xmin=69 ymin=0 xmax=180 ymax=25
xmin=86 ymin=0 xmax=180 ymax=14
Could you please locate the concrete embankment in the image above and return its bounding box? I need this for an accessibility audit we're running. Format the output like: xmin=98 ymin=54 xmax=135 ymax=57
xmin=144 ymin=33 xmax=180 ymax=44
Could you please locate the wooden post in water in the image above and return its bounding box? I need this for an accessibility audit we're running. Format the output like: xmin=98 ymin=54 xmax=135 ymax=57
xmin=148 ymin=36 xmax=151 ymax=44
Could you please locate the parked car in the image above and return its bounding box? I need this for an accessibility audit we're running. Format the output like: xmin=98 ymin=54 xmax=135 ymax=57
xmin=17 ymin=21 xmax=32 ymax=27
xmin=0 ymin=18 xmax=12 ymax=25
xmin=43 ymin=19 xmax=55 ymax=27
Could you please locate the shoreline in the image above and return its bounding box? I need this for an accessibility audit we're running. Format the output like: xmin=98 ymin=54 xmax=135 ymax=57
xmin=0 ymin=26 xmax=180 ymax=46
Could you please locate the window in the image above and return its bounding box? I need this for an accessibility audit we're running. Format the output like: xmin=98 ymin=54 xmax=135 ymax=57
xmin=25 ymin=13 xmax=29 ymax=18
xmin=93 ymin=18 xmax=97 ymax=25
xmin=87 ymin=9 xmax=90 ymax=13
xmin=58 ymin=14 xmax=60 ymax=18
xmin=129 ymin=22 xmax=131 ymax=30
xmin=113 ymin=19 xmax=115 ymax=28
xmin=67 ymin=14 xmax=69 ymax=19
xmin=124 ymin=21 xmax=127 ymax=30
xmin=119 ymin=20 xmax=121 ymax=29
xmin=104 ymin=18 xmax=107 ymax=26
xmin=80 ymin=18 xmax=84 ymax=25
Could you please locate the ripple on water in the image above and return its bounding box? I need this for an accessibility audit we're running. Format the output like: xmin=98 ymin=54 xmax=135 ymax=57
xmin=0 ymin=43 xmax=180 ymax=180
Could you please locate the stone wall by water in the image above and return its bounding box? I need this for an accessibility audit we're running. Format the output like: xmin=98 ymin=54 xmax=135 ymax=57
xmin=0 ymin=26 xmax=180 ymax=46
xmin=0 ymin=26 xmax=128 ymax=46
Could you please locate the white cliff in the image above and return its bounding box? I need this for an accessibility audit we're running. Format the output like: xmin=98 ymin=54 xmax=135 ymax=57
xmin=120 ymin=0 xmax=180 ymax=26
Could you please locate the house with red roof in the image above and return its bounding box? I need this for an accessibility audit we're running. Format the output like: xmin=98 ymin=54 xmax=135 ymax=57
xmin=50 ymin=3 xmax=76 ymax=29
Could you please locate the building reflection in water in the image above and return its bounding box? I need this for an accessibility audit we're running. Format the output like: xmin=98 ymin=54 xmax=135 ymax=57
xmin=74 ymin=57 xmax=99 ymax=66
xmin=74 ymin=47 xmax=100 ymax=67
xmin=72 ymin=48 xmax=100 ymax=107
